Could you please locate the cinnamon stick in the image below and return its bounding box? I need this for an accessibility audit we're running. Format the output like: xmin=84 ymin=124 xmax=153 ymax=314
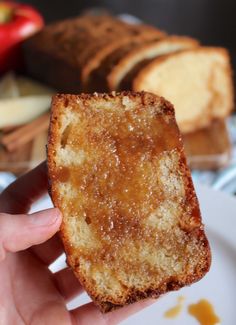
xmin=1 ymin=125 xmax=19 ymax=134
xmin=1 ymin=112 xmax=50 ymax=152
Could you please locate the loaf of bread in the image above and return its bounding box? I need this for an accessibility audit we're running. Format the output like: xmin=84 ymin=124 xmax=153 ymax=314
xmin=133 ymin=48 xmax=233 ymax=133
xmin=107 ymin=36 xmax=199 ymax=91
xmin=24 ymin=14 xmax=233 ymax=136
xmin=47 ymin=91 xmax=211 ymax=312
xmin=23 ymin=15 xmax=164 ymax=93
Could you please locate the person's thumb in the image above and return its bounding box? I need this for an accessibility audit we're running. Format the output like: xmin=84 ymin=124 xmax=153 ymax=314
xmin=0 ymin=208 xmax=62 ymax=261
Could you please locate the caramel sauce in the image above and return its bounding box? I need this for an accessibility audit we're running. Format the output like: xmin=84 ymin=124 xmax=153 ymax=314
xmin=164 ymin=296 xmax=185 ymax=318
xmin=54 ymin=166 xmax=70 ymax=182
xmin=59 ymin=106 xmax=182 ymax=265
xmin=188 ymin=299 xmax=220 ymax=325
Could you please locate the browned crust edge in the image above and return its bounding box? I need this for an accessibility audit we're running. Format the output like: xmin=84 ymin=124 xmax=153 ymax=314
xmin=47 ymin=91 xmax=211 ymax=313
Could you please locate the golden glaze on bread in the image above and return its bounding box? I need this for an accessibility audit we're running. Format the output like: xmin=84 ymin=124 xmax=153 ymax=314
xmin=47 ymin=91 xmax=211 ymax=312
xmin=133 ymin=47 xmax=233 ymax=133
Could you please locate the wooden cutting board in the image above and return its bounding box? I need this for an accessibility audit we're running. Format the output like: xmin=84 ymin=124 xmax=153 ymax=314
xmin=0 ymin=119 xmax=231 ymax=175
xmin=183 ymin=119 xmax=231 ymax=170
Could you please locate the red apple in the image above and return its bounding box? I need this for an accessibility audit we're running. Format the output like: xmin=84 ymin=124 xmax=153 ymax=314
xmin=0 ymin=1 xmax=44 ymax=74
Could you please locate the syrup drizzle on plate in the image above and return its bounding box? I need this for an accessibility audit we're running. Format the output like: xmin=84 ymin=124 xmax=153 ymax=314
xmin=188 ymin=299 xmax=220 ymax=325
xmin=164 ymin=297 xmax=220 ymax=324
xmin=164 ymin=296 xmax=185 ymax=318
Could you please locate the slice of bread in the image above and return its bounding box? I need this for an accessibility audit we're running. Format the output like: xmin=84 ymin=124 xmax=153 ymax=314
xmin=47 ymin=91 xmax=211 ymax=313
xmin=133 ymin=47 xmax=233 ymax=133
xmin=86 ymin=38 xmax=162 ymax=92
xmin=81 ymin=24 xmax=166 ymax=88
xmin=107 ymin=36 xmax=199 ymax=91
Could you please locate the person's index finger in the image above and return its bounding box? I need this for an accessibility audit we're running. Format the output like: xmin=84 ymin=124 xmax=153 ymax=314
xmin=0 ymin=161 xmax=48 ymax=214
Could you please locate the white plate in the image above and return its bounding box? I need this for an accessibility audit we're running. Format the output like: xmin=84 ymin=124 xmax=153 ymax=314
xmin=32 ymin=183 xmax=236 ymax=324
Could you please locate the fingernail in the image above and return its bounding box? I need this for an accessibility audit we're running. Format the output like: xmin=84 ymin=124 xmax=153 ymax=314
xmin=30 ymin=208 xmax=61 ymax=226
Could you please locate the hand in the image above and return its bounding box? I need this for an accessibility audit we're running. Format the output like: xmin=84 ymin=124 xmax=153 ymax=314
xmin=0 ymin=162 xmax=153 ymax=324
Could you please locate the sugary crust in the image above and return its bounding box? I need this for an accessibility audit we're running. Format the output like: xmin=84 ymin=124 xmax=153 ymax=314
xmin=133 ymin=47 xmax=234 ymax=133
xmin=47 ymin=91 xmax=211 ymax=313
xmin=107 ymin=36 xmax=199 ymax=91
xmin=25 ymin=15 xmax=128 ymax=65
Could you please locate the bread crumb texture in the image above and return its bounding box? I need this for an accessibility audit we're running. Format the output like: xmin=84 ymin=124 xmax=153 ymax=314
xmin=133 ymin=48 xmax=233 ymax=133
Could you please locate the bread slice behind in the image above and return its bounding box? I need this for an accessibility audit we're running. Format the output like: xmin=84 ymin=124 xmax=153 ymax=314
xmin=81 ymin=23 xmax=166 ymax=88
xmin=107 ymin=36 xmax=199 ymax=91
xmin=133 ymin=47 xmax=233 ymax=133
xmin=86 ymin=36 xmax=175 ymax=92
xmin=48 ymin=91 xmax=211 ymax=312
